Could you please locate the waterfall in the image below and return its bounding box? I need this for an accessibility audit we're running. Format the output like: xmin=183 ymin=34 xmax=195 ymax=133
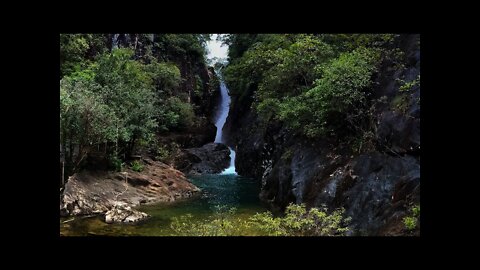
xmin=214 ymin=81 xmax=237 ymax=175
xmin=221 ymin=148 xmax=236 ymax=175
xmin=214 ymin=81 xmax=230 ymax=143
xmin=207 ymin=34 xmax=236 ymax=175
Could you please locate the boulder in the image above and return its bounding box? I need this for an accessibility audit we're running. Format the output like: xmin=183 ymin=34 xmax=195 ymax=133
xmin=172 ymin=143 xmax=231 ymax=175
xmin=104 ymin=202 xmax=149 ymax=223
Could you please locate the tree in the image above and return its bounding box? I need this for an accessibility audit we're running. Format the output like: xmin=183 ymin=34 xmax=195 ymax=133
xmin=60 ymin=34 xmax=108 ymax=78
xmin=93 ymin=48 xmax=158 ymax=156
xmin=60 ymin=48 xmax=159 ymax=173
xmin=279 ymin=47 xmax=381 ymax=138
xmin=60 ymin=78 xmax=118 ymax=172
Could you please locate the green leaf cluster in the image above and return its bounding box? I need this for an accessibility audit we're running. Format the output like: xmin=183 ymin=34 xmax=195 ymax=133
xmin=224 ymin=34 xmax=385 ymax=139
xmin=170 ymin=203 xmax=350 ymax=236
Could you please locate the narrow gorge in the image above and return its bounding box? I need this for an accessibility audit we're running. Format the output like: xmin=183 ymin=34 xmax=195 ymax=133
xmin=60 ymin=33 xmax=420 ymax=236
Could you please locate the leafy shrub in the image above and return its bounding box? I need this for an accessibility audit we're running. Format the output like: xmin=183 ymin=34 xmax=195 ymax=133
xmin=161 ymin=97 xmax=195 ymax=130
xmin=155 ymin=145 xmax=170 ymax=162
xmin=278 ymin=47 xmax=380 ymax=138
xmin=109 ymin=155 xmax=124 ymax=172
xmin=250 ymin=203 xmax=350 ymax=236
xmin=144 ymin=60 xmax=181 ymax=95
xmin=351 ymin=130 xmax=376 ymax=154
xmin=412 ymin=205 xmax=420 ymax=217
xmin=170 ymin=203 xmax=351 ymax=236
xmin=399 ymin=75 xmax=420 ymax=92
xmin=130 ymin=160 xmax=144 ymax=172
xmin=403 ymin=204 xmax=420 ymax=231
xmin=60 ymin=34 xmax=107 ymax=77
xmin=170 ymin=206 xmax=251 ymax=236
xmin=403 ymin=216 xmax=417 ymax=231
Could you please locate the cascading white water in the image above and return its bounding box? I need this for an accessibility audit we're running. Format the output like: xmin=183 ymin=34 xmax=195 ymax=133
xmin=222 ymin=148 xmax=236 ymax=175
xmin=214 ymin=81 xmax=237 ymax=175
xmin=214 ymin=81 xmax=230 ymax=143
xmin=208 ymin=34 xmax=236 ymax=175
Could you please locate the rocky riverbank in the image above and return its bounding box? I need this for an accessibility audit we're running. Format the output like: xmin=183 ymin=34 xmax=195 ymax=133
xmin=60 ymin=158 xmax=200 ymax=223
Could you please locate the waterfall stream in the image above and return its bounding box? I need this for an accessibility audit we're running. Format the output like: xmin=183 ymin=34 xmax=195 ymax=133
xmin=214 ymin=81 xmax=236 ymax=175
xmin=209 ymin=34 xmax=236 ymax=175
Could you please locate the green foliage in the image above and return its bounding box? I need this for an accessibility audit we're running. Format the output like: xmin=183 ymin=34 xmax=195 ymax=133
xmin=351 ymin=130 xmax=376 ymax=154
xmin=60 ymin=78 xmax=119 ymax=148
xmin=250 ymin=203 xmax=350 ymax=236
xmin=193 ymin=74 xmax=203 ymax=97
xmin=155 ymin=34 xmax=208 ymax=64
xmin=170 ymin=203 xmax=350 ymax=236
xmin=224 ymin=41 xmax=284 ymax=97
xmin=152 ymin=141 xmax=179 ymax=162
xmin=170 ymin=206 xmax=251 ymax=236
xmin=60 ymin=34 xmax=213 ymax=175
xmin=160 ymin=97 xmax=195 ymax=130
xmin=250 ymin=36 xmax=335 ymax=122
xmin=281 ymin=148 xmax=294 ymax=161
xmin=60 ymin=34 xmax=107 ymax=78
xmin=130 ymin=160 xmax=144 ymax=172
xmin=399 ymin=75 xmax=420 ymax=92
xmin=60 ymin=34 xmax=90 ymax=77
xmin=93 ymin=48 xmax=158 ymax=143
xmin=109 ymin=155 xmax=124 ymax=172
xmin=144 ymin=60 xmax=181 ymax=95
xmin=403 ymin=216 xmax=417 ymax=231
xmin=278 ymin=48 xmax=380 ymax=138
xmin=60 ymin=48 xmax=159 ymax=172
xmin=221 ymin=34 xmax=259 ymax=60
xmin=225 ymin=34 xmax=384 ymax=139
xmin=391 ymin=94 xmax=411 ymax=114
xmin=403 ymin=204 xmax=420 ymax=231
xmin=154 ymin=145 xmax=170 ymax=162
xmin=412 ymin=205 xmax=420 ymax=217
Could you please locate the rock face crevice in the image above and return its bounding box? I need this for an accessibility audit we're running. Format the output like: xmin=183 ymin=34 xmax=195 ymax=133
xmin=223 ymin=34 xmax=420 ymax=235
xmin=60 ymin=158 xmax=200 ymax=223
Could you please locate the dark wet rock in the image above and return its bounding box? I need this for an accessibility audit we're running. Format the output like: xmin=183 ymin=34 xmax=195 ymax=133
xmin=60 ymin=158 xmax=200 ymax=218
xmin=172 ymin=143 xmax=230 ymax=175
xmin=376 ymin=109 xmax=420 ymax=155
xmin=322 ymin=153 xmax=420 ymax=234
